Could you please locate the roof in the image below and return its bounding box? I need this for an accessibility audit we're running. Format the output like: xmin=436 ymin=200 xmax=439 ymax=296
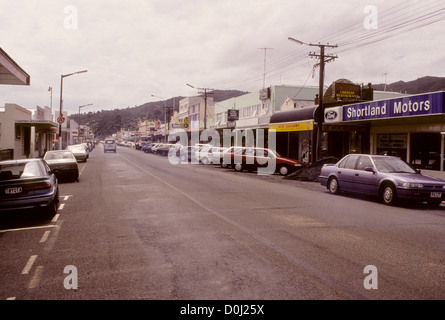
xmin=0 ymin=47 xmax=30 ymax=85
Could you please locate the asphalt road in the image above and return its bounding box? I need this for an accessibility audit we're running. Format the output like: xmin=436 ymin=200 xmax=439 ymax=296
xmin=1 ymin=144 xmax=445 ymax=301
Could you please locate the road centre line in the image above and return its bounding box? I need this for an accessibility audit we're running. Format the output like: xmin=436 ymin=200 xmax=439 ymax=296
xmin=28 ymin=266 xmax=44 ymax=289
xmin=21 ymin=255 xmax=37 ymax=275
xmin=120 ymin=154 xmax=368 ymax=300
xmin=39 ymin=231 xmax=51 ymax=243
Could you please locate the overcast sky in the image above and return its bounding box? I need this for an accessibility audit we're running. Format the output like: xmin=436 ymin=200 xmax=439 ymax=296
xmin=1 ymin=0 xmax=444 ymax=116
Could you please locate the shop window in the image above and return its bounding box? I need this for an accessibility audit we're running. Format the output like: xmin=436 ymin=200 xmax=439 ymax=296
xmin=410 ymin=133 xmax=441 ymax=170
xmin=376 ymin=133 xmax=407 ymax=161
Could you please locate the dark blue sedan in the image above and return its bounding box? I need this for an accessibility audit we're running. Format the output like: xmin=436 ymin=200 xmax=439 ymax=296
xmin=0 ymin=158 xmax=59 ymax=217
xmin=319 ymin=154 xmax=445 ymax=206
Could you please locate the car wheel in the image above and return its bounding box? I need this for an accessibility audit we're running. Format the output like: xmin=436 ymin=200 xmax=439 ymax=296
xmin=328 ymin=177 xmax=340 ymax=194
xmin=278 ymin=165 xmax=289 ymax=176
xmin=381 ymin=184 xmax=397 ymax=205
xmin=201 ymin=157 xmax=210 ymax=165
xmin=234 ymin=163 xmax=243 ymax=172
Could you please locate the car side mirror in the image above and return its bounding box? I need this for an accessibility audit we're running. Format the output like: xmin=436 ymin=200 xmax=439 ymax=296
xmin=364 ymin=167 xmax=375 ymax=173
xmin=416 ymin=168 xmax=421 ymax=174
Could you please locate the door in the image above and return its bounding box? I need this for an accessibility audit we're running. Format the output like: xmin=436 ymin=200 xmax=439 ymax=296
xmin=336 ymin=154 xmax=359 ymax=192
xmin=353 ymin=155 xmax=379 ymax=195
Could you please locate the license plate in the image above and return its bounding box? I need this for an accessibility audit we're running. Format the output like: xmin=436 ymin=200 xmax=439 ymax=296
xmin=5 ymin=187 xmax=23 ymax=195
xmin=430 ymin=192 xmax=442 ymax=198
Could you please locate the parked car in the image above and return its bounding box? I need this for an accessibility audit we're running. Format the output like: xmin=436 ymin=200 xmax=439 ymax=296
xmin=196 ymin=146 xmax=228 ymax=165
xmin=143 ymin=143 xmax=159 ymax=153
xmin=153 ymin=143 xmax=176 ymax=156
xmin=221 ymin=146 xmax=245 ymax=168
xmin=44 ymin=150 xmax=79 ymax=182
xmin=0 ymin=158 xmax=59 ymax=218
xmin=104 ymin=138 xmax=117 ymax=153
xmin=228 ymin=147 xmax=303 ymax=175
xmin=176 ymin=145 xmax=201 ymax=163
xmin=318 ymin=153 xmax=445 ymax=206
xmin=66 ymin=144 xmax=89 ymax=162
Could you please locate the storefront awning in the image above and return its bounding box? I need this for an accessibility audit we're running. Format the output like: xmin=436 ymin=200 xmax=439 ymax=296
xmin=269 ymin=106 xmax=317 ymax=124
xmin=0 ymin=48 xmax=30 ymax=85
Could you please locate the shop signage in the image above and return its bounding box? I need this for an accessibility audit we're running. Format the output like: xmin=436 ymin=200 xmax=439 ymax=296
xmin=333 ymin=82 xmax=361 ymax=100
xmin=269 ymin=120 xmax=313 ymax=132
xmin=324 ymin=106 xmax=342 ymax=123
xmin=227 ymin=109 xmax=239 ymax=121
xmin=342 ymin=91 xmax=444 ymax=122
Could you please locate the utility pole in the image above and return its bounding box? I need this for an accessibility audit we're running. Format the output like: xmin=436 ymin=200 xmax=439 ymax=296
xmin=258 ymin=48 xmax=273 ymax=88
xmin=289 ymin=37 xmax=337 ymax=161
xmin=186 ymin=84 xmax=213 ymax=130
xmin=309 ymin=44 xmax=337 ymax=161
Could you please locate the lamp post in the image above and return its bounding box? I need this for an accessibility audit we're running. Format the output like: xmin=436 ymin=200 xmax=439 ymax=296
xmin=151 ymin=94 xmax=168 ymax=142
xmin=186 ymin=83 xmax=213 ymax=130
xmin=48 ymin=87 xmax=53 ymax=111
xmin=78 ymin=103 xmax=93 ymax=143
xmin=288 ymin=37 xmax=337 ymax=161
xmin=59 ymin=69 xmax=88 ymax=149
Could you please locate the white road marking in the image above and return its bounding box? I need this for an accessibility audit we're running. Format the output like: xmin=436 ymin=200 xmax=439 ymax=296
xmin=21 ymin=255 xmax=37 ymax=275
xmin=58 ymin=203 xmax=65 ymax=210
xmin=51 ymin=214 xmax=60 ymax=223
xmin=28 ymin=266 xmax=44 ymax=289
xmin=39 ymin=231 xmax=51 ymax=243
xmin=0 ymin=225 xmax=58 ymax=233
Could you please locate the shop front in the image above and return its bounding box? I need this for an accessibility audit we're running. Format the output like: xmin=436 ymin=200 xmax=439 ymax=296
xmin=269 ymin=106 xmax=316 ymax=163
xmin=324 ymin=91 xmax=445 ymax=171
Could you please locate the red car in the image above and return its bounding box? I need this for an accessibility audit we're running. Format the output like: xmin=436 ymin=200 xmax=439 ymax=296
xmin=224 ymin=147 xmax=303 ymax=175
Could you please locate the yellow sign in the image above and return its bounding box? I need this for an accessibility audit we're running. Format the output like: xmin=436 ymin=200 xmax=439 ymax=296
xmin=269 ymin=121 xmax=313 ymax=132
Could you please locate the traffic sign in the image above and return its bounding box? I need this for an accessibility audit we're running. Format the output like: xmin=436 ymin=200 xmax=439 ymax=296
xmin=57 ymin=116 xmax=65 ymax=124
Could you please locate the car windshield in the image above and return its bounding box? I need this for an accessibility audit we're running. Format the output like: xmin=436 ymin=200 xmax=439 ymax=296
xmin=372 ymin=157 xmax=416 ymax=173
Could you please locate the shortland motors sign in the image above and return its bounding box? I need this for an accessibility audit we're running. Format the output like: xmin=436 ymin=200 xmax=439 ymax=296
xmin=342 ymin=91 xmax=444 ymax=122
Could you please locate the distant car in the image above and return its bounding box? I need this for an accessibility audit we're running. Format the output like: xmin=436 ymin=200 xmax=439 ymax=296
xmin=0 ymin=158 xmax=59 ymax=217
xmin=318 ymin=154 xmax=445 ymax=206
xmin=44 ymin=150 xmax=79 ymax=182
xmin=176 ymin=145 xmax=201 ymax=163
xmin=66 ymin=144 xmax=89 ymax=162
xmin=153 ymin=143 xmax=176 ymax=156
xmin=104 ymin=138 xmax=117 ymax=153
xmin=143 ymin=143 xmax=158 ymax=153
xmin=196 ymin=146 xmax=228 ymax=165
xmin=228 ymin=147 xmax=303 ymax=175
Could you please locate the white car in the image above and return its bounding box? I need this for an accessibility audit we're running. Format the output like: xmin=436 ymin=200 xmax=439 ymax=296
xmin=197 ymin=146 xmax=228 ymax=165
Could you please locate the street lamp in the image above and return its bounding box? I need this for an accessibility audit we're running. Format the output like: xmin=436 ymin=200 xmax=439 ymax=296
xmin=78 ymin=103 xmax=93 ymax=143
xmin=288 ymin=37 xmax=337 ymax=161
xmin=59 ymin=69 xmax=88 ymax=149
xmin=151 ymin=94 xmax=167 ymax=142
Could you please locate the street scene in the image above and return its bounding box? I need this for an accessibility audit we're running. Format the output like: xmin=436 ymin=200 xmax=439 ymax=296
xmin=1 ymin=0 xmax=445 ymax=311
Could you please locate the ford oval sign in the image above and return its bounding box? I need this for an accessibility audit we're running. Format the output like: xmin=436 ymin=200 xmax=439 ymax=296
xmin=325 ymin=110 xmax=338 ymax=120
